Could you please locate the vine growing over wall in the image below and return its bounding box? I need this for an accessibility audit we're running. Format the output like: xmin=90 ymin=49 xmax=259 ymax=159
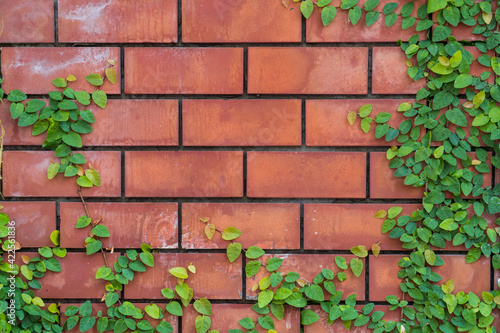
xmin=1 ymin=0 xmax=500 ymax=332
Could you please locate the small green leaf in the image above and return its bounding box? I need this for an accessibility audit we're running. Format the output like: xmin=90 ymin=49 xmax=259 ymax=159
xmin=246 ymin=246 xmax=265 ymax=259
xmin=300 ymin=0 xmax=314 ymax=18
xmin=301 ymin=309 xmax=320 ymax=325
xmin=194 ymin=298 xmax=212 ymax=316
xmin=86 ymin=74 xmax=104 ymax=86
xmin=92 ymin=225 xmax=110 ymax=237
xmin=92 ymin=90 xmax=107 ymax=108
xmin=169 ymin=267 xmax=188 ymax=279
xmin=350 ymin=245 xmax=368 ymax=257
xmin=221 ymin=227 xmax=242 ymax=240
xmin=47 ymin=163 xmax=60 ymax=180
xmin=52 ymin=78 xmax=67 ymax=88
xmin=195 ymin=315 xmax=211 ymax=333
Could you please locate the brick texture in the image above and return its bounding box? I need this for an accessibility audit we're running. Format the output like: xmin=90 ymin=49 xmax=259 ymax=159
xmin=183 ymin=99 xmax=301 ymax=146
xmin=248 ymin=47 xmax=368 ymax=94
xmin=125 ymin=151 xmax=243 ymax=197
xmin=3 ymin=2 xmax=497 ymax=330
xmin=124 ymin=48 xmax=243 ymax=94
xmin=0 ymin=0 xmax=54 ymax=43
xmin=1 ymin=48 xmax=121 ymax=94
xmin=60 ymin=202 xmax=178 ymax=249
xmin=182 ymin=0 xmax=301 ymax=42
xmin=58 ymin=0 xmax=177 ymax=43
xmin=182 ymin=203 xmax=300 ymax=249
xmin=247 ymin=152 xmax=366 ymax=198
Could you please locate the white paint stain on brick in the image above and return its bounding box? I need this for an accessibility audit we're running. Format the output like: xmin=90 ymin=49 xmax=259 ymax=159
xmin=61 ymin=0 xmax=111 ymax=35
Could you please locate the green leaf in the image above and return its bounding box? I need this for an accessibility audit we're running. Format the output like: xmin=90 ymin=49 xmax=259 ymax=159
xmin=238 ymin=318 xmax=255 ymax=330
xmin=85 ymin=169 xmax=101 ymax=186
xmin=77 ymin=176 xmax=93 ymax=188
xmin=274 ymin=287 xmax=293 ymax=300
xmin=175 ymin=283 xmax=189 ymax=299
xmin=341 ymin=0 xmax=359 ymax=9
xmin=335 ymin=256 xmax=348 ymax=269
xmin=76 ymin=215 xmax=92 ymax=228
xmin=427 ymin=0 xmax=447 ymax=13
xmin=79 ymin=300 xmax=92 ymax=317
xmin=350 ymin=245 xmax=368 ymax=257
xmin=75 ymin=91 xmax=91 ymax=105
xmin=454 ymin=74 xmax=473 ymax=89
xmin=245 ymin=260 xmax=262 ymax=278
xmin=349 ymin=6 xmax=362 ymax=24
xmin=92 ymin=225 xmax=110 ymax=238
xmin=105 ymin=292 xmax=119 ymax=307
xmin=365 ymin=11 xmax=379 ymax=26
xmin=305 ymin=284 xmax=324 ymax=301
xmin=258 ymin=289 xmax=274 ymax=308
xmin=466 ymin=248 xmax=481 ymax=263
xmin=70 ymin=153 xmax=86 ymax=164
xmin=169 ymin=267 xmax=188 ymax=279
xmin=227 ymin=242 xmax=242 ymax=262
xmin=388 ymin=206 xmax=403 ymax=218
xmin=166 ymin=301 xmax=183 ymax=316
xmin=86 ymin=74 xmax=104 ymax=86
xmin=62 ymin=131 xmax=82 ymax=148
xmin=80 ymin=316 xmax=96 ymax=332
xmin=258 ymin=316 xmax=275 ymax=330
xmin=364 ymin=0 xmax=380 ymax=11
xmin=52 ymin=78 xmax=67 ymax=88
xmin=246 ymin=246 xmax=265 ymax=259
xmin=86 ymin=239 xmax=102 ymax=255
xmin=221 ymin=227 xmax=242 ymax=240
xmin=156 ymin=321 xmax=174 ymax=333
xmin=194 ymin=298 xmax=212 ymax=316
xmin=350 ymin=258 xmax=364 ymax=277
xmin=25 ymin=99 xmax=46 ymax=113
xmin=58 ymin=99 xmax=78 ymax=110
xmin=71 ymin=119 xmax=93 ymax=134
xmin=266 ymin=257 xmax=283 ymax=272
xmin=7 ymin=89 xmax=27 ymax=102
xmin=301 ymin=309 xmax=320 ymax=325
xmin=445 ymin=108 xmax=467 ymax=127
xmin=95 ymin=266 xmax=111 ymax=279
xmin=300 ymin=0 xmax=314 ymax=18
xmin=385 ymin=12 xmax=398 ymax=27
xmin=80 ymin=110 xmax=95 ymax=123
xmin=443 ymin=6 xmax=460 ymax=26
xmin=92 ymin=90 xmax=107 ymax=108
xmin=359 ymin=104 xmax=372 ymax=117
xmin=32 ymin=120 xmax=49 ymax=136
xmin=18 ymin=112 xmax=38 ymax=127
xmin=47 ymin=163 xmax=60 ymax=180
xmin=321 ymin=6 xmax=337 ymax=26
xmin=432 ymin=25 xmax=451 ymax=41
xmin=96 ymin=317 xmax=108 ymax=333
xmin=195 ymin=315 xmax=211 ymax=333
xmin=10 ymin=102 xmax=24 ymax=119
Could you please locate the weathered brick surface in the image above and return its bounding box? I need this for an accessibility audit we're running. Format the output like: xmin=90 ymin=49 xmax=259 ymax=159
xmin=182 ymin=0 xmax=301 ymax=42
xmin=58 ymin=0 xmax=178 ymax=43
xmin=124 ymin=48 xmax=243 ymax=94
xmin=125 ymin=253 xmax=242 ymax=299
xmin=4 ymin=151 xmax=121 ymax=197
xmin=0 ymin=0 xmax=54 ymax=43
xmin=248 ymin=47 xmax=368 ymax=94
xmin=1 ymin=48 xmax=121 ymax=94
xmin=183 ymin=99 xmax=301 ymax=146
xmin=125 ymin=151 xmax=243 ymax=197
xmin=182 ymin=203 xmax=300 ymax=249
xmin=247 ymin=152 xmax=367 ymax=198
xmin=60 ymin=202 xmax=178 ymax=249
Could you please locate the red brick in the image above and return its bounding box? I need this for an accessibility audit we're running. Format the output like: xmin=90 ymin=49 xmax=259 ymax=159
xmin=182 ymin=203 xmax=300 ymax=249
xmin=58 ymin=0 xmax=177 ymax=43
xmin=0 ymin=0 xmax=53 ymax=43
xmin=247 ymin=152 xmax=366 ymax=198
xmin=1 ymin=48 xmax=120 ymax=94
xmin=182 ymin=304 xmax=300 ymax=332
xmin=369 ymin=152 xmax=424 ymax=199
xmin=248 ymin=48 xmax=368 ymax=94
xmin=0 ymin=202 xmax=55 ymax=247
xmin=304 ymin=204 xmax=420 ymax=251
xmin=306 ymin=99 xmax=415 ymax=146
xmin=369 ymin=254 xmax=490 ymax=301
xmin=60 ymin=202 xmax=178 ymax=249
xmin=372 ymin=47 xmax=426 ymax=94
xmin=125 ymin=253 xmax=242 ymax=299
xmin=247 ymin=254 xmax=365 ymax=301
xmin=183 ymin=99 xmax=301 ymax=146
xmin=124 ymin=48 xmax=243 ymax=94
xmin=31 ymin=252 xmax=119 ymax=299
xmin=307 ymin=0 xmax=426 ymax=43
xmin=182 ymin=0 xmax=301 ymax=43
xmin=304 ymin=305 xmax=398 ymax=333
xmin=125 ymin=151 xmax=243 ymax=197
xmin=61 ymin=303 xmax=178 ymax=333
xmin=3 ymin=151 xmax=121 ymax=197
xmin=2 ymin=99 xmax=178 ymax=146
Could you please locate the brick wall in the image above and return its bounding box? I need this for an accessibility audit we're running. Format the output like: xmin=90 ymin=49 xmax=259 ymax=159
xmin=0 ymin=0 xmax=496 ymax=332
